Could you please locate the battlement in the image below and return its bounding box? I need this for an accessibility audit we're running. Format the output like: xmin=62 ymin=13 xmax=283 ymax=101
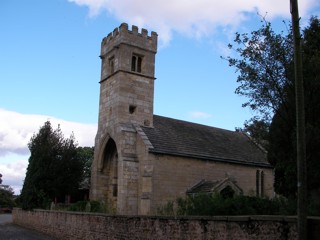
xmin=101 ymin=23 xmax=158 ymax=55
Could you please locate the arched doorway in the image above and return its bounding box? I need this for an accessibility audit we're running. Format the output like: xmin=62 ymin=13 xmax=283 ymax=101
xmin=101 ymin=138 xmax=118 ymax=209
xmin=220 ymin=185 xmax=235 ymax=198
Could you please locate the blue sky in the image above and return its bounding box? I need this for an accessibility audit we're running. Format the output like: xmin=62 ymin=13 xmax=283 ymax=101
xmin=1 ymin=0 xmax=319 ymax=193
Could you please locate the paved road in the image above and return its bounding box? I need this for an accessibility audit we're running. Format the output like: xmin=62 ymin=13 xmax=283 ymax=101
xmin=0 ymin=214 xmax=57 ymax=240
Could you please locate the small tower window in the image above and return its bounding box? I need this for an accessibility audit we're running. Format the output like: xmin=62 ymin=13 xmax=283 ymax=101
xmin=137 ymin=56 xmax=142 ymax=72
xmin=109 ymin=57 xmax=115 ymax=74
xmin=131 ymin=56 xmax=136 ymax=71
xmin=129 ymin=105 xmax=136 ymax=114
xmin=131 ymin=55 xmax=142 ymax=73
xmin=113 ymin=183 xmax=118 ymax=197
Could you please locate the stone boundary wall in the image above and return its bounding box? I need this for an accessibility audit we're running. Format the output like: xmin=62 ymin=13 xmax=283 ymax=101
xmin=12 ymin=208 xmax=319 ymax=239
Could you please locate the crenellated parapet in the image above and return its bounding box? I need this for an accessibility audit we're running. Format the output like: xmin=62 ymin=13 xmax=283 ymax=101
xmin=101 ymin=23 xmax=157 ymax=56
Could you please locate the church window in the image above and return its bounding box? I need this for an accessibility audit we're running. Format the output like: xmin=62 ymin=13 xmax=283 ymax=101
xmin=109 ymin=57 xmax=115 ymax=74
xmin=256 ymin=170 xmax=264 ymax=197
xmin=256 ymin=170 xmax=260 ymax=197
xmin=137 ymin=56 xmax=142 ymax=72
xmin=129 ymin=105 xmax=136 ymax=114
xmin=260 ymin=171 xmax=264 ymax=197
xmin=113 ymin=183 xmax=118 ymax=197
xmin=131 ymin=54 xmax=142 ymax=73
xmin=131 ymin=56 xmax=136 ymax=71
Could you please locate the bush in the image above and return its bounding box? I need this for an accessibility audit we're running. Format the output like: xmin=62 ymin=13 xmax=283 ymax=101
xmin=157 ymin=194 xmax=297 ymax=216
xmin=66 ymin=200 xmax=116 ymax=214
xmin=157 ymin=200 xmax=175 ymax=216
xmin=67 ymin=201 xmax=88 ymax=212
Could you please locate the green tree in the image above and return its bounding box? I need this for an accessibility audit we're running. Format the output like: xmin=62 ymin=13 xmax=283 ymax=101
xmin=0 ymin=187 xmax=16 ymax=209
xmin=224 ymin=17 xmax=294 ymax=124
xmin=225 ymin=17 xmax=320 ymax=205
xmin=236 ymin=117 xmax=270 ymax=149
xmin=76 ymin=146 xmax=94 ymax=188
xmin=20 ymin=121 xmax=85 ymax=209
xmin=269 ymin=17 xmax=320 ymax=206
xmin=0 ymin=175 xmax=16 ymax=209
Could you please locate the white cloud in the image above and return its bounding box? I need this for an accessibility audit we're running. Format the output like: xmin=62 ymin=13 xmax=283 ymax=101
xmin=68 ymin=0 xmax=318 ymax=45
xmin=188 ymin=111 xmax=212 ymax=119
xmin=0 ymin=108 xmax=97 ymax=157
xmin=0 ymin=108 xmax=97 ymax=194
xmin=0 ymin=158 xmax=28 ymax=194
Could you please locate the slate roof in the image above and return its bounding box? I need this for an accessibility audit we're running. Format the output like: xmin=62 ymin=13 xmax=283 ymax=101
xmin=141 ymin=115 xmax=271 ymax=167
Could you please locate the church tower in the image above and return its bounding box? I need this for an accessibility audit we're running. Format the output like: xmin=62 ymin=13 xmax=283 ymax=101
xmin=90 ymin=23 xmax=157 ymax=214
xmin=98 ymin=23 xmax=157 ymax=129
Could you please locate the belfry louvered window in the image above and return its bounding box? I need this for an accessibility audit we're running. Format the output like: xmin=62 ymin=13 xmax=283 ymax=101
xmin=131 ymin=55 xmax=142 ymax=73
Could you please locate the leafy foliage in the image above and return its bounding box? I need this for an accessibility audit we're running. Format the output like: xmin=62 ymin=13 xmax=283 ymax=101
xmin=20 ymin=121 xmax=85 ymax=209
xmin=66 ymin=200 xmax=115 ymax=213
xmin=236 ymin=117 xmax=270 ymax=149
xmin=225 ymin=16 xmax=320 ymax=205
xmin=76 ymin=146 xmax=94 ymax=188
xmin=224 ymin=18 xmax=294 ymax=123
xmin=0 ymin=185 xmax=16 ymax=209
xmin=268 ymin=17 xmax=320 ymax=203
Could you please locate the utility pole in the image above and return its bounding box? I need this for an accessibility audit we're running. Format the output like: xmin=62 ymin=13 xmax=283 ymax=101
xmin=290 ymin=0 xmax=307 ymax=239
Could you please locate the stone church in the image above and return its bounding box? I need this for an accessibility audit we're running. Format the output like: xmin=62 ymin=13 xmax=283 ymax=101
xmin=90 ymin=23 xmax=274 ymax=215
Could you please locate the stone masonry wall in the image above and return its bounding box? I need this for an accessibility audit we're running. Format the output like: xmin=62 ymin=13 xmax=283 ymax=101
xmin=151 ymin=155 xmax=274 ymax=211
xmin=12 ymin=208 xmax=316 ymax=240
